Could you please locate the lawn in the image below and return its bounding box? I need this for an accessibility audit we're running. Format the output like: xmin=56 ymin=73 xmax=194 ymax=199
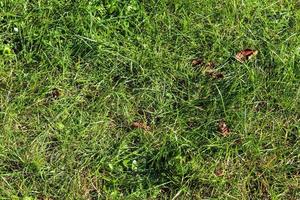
xmin=0 ymin=0 xmax=299 ymax=199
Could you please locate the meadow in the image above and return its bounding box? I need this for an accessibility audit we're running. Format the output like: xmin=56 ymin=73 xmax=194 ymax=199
xmin=0 ymin=0 xmax=299 ymax=199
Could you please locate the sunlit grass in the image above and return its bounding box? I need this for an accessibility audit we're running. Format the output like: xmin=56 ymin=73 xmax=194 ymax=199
xmin=0 ymin=0 xmax=299 ymax=199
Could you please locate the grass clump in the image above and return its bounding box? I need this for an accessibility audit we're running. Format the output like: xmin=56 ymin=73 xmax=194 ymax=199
xmin=0 ymin=0 xmax=299 ymax=199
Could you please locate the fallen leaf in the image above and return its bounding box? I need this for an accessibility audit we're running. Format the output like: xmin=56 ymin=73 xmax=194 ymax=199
xmin=205 ymin=71 xmax=224 ymax=79
xmin=218 ymin=120 xmax=230 ymax=136
xmin=214 ymin=72 xmax=224 ymax=79
xmin=191 ymin=58 xmax=204 ymax=66
xmin=51 ymin=88 xmax=60 ymax=99
xmin=46 ymin=89 xmax=61 ymax=101
xmin=132 ymin=121 xmax=150 ymax=131
xmin=214 ymin=168 xmax=224 ymax=177
xmin=191 ymin=59 xmax=224 ymax=79
xmin=206 ymin=61 xmax=215 ymax=69
xmin=235 ymin=49 xmax=258 ymax=63
xmin=203 ymin=62 xmax=224 ymax=79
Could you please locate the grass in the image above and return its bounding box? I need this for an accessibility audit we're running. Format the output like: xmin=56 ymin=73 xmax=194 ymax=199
xmin=0 ymin=0 xmax=299 ymax=199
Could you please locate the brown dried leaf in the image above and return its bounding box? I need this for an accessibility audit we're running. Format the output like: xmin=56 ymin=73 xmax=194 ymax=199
xmin=51 ymin=88 xmax=60 ymax=99
xmin=206 ymin=61 xmax=215 ymax=69
xmin=132 ymin=121 xmax=150 ymax=131
xmin=205 ymin=71 xmax=224 ymax=79
xmin=192 ymin=59 xmax=224 ymax=79
xmin=218 ymin=120 xmax=230 ymax=137
xmin=214 ymin=72 xmax=224 ymax=79
xmin=235 ymin=49 xmax=258 ymax=63
xmin=45 ymin=89 xmax=61 ymax=103
xmin=200 ymin=61 xmax=224 ymax=79
xmin=204 ymin=65 xmax=224 ymax=80
xmin=191 ymin=58 xmax=204 ymax=66
xmin=214 ymin=168 xmax=224 ymax=177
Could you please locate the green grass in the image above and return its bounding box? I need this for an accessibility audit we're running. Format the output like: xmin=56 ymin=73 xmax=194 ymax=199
xmin=0 ymin=0 xmax=299 ymax=199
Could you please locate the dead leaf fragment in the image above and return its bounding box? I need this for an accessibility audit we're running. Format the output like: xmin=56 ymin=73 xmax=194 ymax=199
xmin=132 ymin=121 xmax=150 ymax=131
xmin=206 ymin=61 xmax=215 ymax=69
xmin=218 ymin=120 xmax=230 ymax=136
xmin=51 ymin=88 xmax=60 ymax=99
xmin=214 ymin=168 xmax=224 ymax=177
xmin=235 ymin=49 xmax=258 ymax=63
xmin=191 ymin=59 xmax=224 ymax=79
xmin=203 ymin=62 xmax=224 ymax=79
xmin=191 ymin=58 xmax=204 ymax=66
xmin=214 ymin=72 xmax=224 ymax=79
xmin=205 ymin=71 xmax=224 ymax=79
xmin=46 ymin=89 xmax=61 ymax=102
